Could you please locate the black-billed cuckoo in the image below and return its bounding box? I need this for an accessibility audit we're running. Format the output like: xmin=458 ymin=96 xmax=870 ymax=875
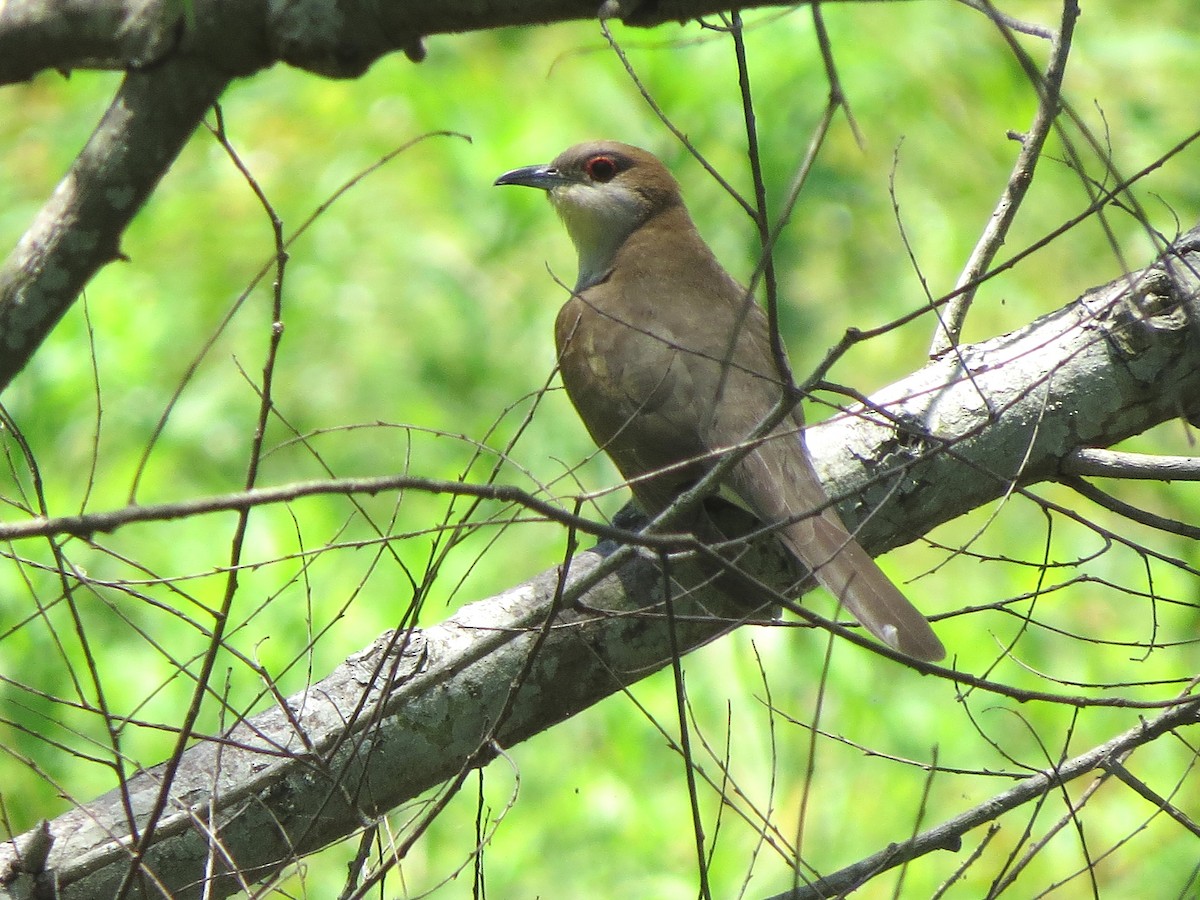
xmin=496 ymin=141 xmax=944 ymax=662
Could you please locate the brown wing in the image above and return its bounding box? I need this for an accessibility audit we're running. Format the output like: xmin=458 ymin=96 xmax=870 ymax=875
xmin=707 ymin=307 xmax=944 ymax=660
xmin=725 ymin=429 xmax=945 ymax=661
xmin=555 ymin=291 xmax=713 ymax=514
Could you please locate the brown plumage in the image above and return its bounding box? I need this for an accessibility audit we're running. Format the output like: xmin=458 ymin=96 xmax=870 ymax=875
xmin=496 ymin=141 xmax=944 ymax=661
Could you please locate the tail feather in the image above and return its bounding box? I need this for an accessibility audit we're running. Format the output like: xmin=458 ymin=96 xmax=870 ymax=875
xmin=793 ymin=515 xmax=945 ymax=661
xmin=729 ymin=437 xmax=945 ymax=661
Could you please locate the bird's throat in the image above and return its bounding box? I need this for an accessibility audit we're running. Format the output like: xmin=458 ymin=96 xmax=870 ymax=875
xmin=550 ymin=185 xmax=646 ymax=290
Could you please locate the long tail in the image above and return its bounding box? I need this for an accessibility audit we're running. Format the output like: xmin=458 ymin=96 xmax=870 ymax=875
xmin=730 ymin=440 xmax=945 ymax=661
xmin=791 ymin=514 xmax=945 ymax=661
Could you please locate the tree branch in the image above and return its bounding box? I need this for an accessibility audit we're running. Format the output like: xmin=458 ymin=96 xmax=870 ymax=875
xmin=770 ymin=692 xmax=1200 ymax=900
xmin=0 ymin=58 xmax=227 ymax=391
xmin=0 ymin=0 xmax=804 ymax=85
xmin=1062 ymin=448 xmax=1200 ymax=480
xmin=931 ymin=0 xmax=1077 ymax=356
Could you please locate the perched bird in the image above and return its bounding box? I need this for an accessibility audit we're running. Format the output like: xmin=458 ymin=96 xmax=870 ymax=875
xmin=495 ymin=141 xmax=944 ymax=662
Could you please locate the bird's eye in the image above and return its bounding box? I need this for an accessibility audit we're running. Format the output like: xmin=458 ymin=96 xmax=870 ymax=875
xmin=586 ymin=156 xmax=618 ymax=183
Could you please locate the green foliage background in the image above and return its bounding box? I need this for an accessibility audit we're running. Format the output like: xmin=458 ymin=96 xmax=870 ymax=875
xmin=1 ymin=2 xmax=1199 ymax=896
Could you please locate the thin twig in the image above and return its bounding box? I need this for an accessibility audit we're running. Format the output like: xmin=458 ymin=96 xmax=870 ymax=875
xmin=599 ymin=14 xmax=754 ymax=216
xmin=114 ymin=101 xmax=294 ymax=899
xmin=1061 ymin=448 xmax=1200 ymax=480
xmin=727 ymin=9 xmax=791 ymax=387
xmin=769 ymin=695 xmax=1200 ymax=900
xmin=1101 ymin=757 xmax=1200 ymax=839
xmin=1063 ymin=476 xmax=1200 ymax=540
xmin=661 ymin=552 xmax=713 ymax=900
xmin=931 ymin=1 xmax=1077 ymax=357
xmin=0 ymin=471 xmax=687 ymax=548
xmin=954 ymin=0 xmax=1054 ymax=38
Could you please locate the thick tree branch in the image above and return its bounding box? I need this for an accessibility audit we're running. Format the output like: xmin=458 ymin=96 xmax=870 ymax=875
xmin=0 ymin=0 xmax=193 ymax=82
xmin=808 ymin=229 xmax=1200 ymax=554
xmin=0 ymin=58 xmax=227 ymax=391
xmin=1 ymin=227 xmax=1199 ymax=899
xmin=0 ymin=0 xmax=801 ymax=84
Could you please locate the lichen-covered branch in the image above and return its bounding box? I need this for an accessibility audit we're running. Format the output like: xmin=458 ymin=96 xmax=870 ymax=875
xmin=0 ymin=59 xmax=227 ymax=390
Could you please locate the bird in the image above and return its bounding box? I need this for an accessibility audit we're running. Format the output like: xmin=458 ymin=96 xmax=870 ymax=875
xmin=495 ymin=140 xmax=945 ymax=662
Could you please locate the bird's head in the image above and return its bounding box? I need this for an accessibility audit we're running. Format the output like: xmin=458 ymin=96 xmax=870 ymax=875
xmin=495 ymin=141 xmax=683 ymax=288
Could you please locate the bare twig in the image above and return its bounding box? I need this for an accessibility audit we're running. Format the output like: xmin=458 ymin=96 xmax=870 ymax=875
xmin=769 ymin=696 xmax=1200 ymax=900
xmin=1101 ymin=757 xmax=1200 ymax=840
xmin=1061 ymin=448 xmax=1200 ymax=481
xmin=0 ymin=471 xmax=675 ymax=547
xmin=599 ymin=13 xmax=754 ymax=216
xmin=113 ymin=104 xmax=292 ymax=900
xmin=931 ymin=1 xmax=1077 ymax=357
xmin=1062 ymin=476 xmax=1200 ymax=540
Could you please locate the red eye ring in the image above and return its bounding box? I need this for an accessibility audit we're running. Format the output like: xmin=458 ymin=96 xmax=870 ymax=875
xmin=586 ymin=155 xmax=618 ymax=183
